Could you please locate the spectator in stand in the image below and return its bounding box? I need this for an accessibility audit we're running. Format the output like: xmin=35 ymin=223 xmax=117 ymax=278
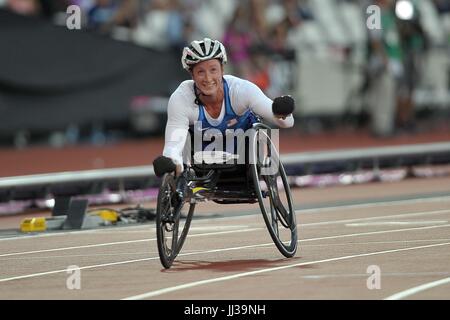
xmin=165 ymin=0 xmax=188 ymax=52
xmin=87 ymin=0 xmax=118 ymax=32
xmin=133 ymin=0 xmax=187 ymax=50
xmin=365 ymin=0 xmax=401 ymax=137
xmin=433 ymin=0 xmax=450 ymax=14
xmin=37 ymin=0 xmax=70 ymax=18
xmin=364 ymin=0 xmax=427 ymax=136
xmin=247 ymin=46 xmax=271 ymax=93
xmin=249 ymin=0 xmax=269 ymax=45
xmin=396 ymin=0 xmax=429 ymax=132
xmin=87 ymin=0 xmax=138 ymax=36
xmin=69 ymin=0 xmax=94 ymax=8
xmin=222 ymin=2 xmax=253 ymax=79
xmin=6 ymin=0 xmax=41 ymax=16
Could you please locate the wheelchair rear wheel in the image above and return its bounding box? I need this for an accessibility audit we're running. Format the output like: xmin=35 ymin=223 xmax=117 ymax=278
xmin=250 ymin=127 xmax=298 ymax=257
xmin=156 ymin=173 xmax=195 ymax=268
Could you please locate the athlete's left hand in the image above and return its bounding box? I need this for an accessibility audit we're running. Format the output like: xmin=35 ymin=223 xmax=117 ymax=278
xmin=273 ymin=95 xmax=295 ymax=119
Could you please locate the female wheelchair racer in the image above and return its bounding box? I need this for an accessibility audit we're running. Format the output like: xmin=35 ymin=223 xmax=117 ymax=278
xmin=152 ymin=38 xmax=297 ymax=268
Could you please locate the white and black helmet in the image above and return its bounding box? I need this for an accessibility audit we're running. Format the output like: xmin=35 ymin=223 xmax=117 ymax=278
xmin=181 ymin=38 xmax=227 ymax=71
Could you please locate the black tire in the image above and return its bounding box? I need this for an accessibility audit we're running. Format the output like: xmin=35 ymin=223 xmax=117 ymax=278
xmin=156 ymin=173 xmax=195 ymax=269
xmin=250 ymin=127 xmax=297 ymax=257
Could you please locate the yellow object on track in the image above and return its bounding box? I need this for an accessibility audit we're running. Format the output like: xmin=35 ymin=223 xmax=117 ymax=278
xmin=90 ymin=210 xmax=118 ymax=222
xmin=20 ymin=217 xmax=47 ymax=232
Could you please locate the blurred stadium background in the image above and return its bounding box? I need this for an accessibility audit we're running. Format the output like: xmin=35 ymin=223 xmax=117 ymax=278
xmin=0 ymin=0 xmax=449 ymax=217
xmin=0 ymin=0 xmax=449 ymax=145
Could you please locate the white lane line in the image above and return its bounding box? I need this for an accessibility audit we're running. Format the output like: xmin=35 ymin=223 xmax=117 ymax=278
xmin=5 ymin=239 xmax=450 ymax=261
xmin=189 ymin=225 xmax=252 ymax=231
xmin=346 ymin=220 xmax=448 ymax=227
xmin=0 ymin=257 xmax=158 ymax=283
xmin=303 ymin=209 xmax=450 ymax=227
xmin=301 ymin=239 xmax=450 ymax=247
xmin=192 ymin=199 xmax=450 ymax=225
xmin=0 ymin=228 xmax=260 ymax=258
xmin=1 ymin=252 xmax=157 ymax=261
xmin=297 ymin=196 xmax=450 ymax=214
xmin=16 ymin=239 xmax=450 ymax=260
xmin=384 ymin=277 xmax=450 ymax=300
xmin=0 ymin=227 xmax=128 ymax=241
xmin=0 ymin=239 xmax=151 ymax=258
xmin=1 ymin=208 xmax=450 ymax=258
xmin=298 ymin=224 xmax=450 ymax=244
xmin=1 ymin=224 xmax=449 ymax=284
xmin=2 ymin=195 xmax=450 ymax=242
xmin=303 ymin=272 xmax=450 ymax=280
xmin=0 ymin=243 xmax=270 ymax=283
xmin=122 ymin=242 xmax=450 ymax=300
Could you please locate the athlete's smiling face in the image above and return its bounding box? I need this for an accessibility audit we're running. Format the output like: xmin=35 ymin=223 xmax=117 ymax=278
xmin=191 ymin=59 xmax=223 ymax=97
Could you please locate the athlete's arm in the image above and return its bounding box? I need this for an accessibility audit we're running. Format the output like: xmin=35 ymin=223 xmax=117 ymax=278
xmin=162 ymin=92 xmax=190 ymax=171
xmin=238 ymin=79 xmax=294 ymax=128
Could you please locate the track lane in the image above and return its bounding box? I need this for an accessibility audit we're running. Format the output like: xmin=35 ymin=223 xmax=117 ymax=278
xmin=0 ymin=178 xmax=449 ymax=299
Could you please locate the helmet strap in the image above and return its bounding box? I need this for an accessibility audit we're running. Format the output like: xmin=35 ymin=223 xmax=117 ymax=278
xmin=193 ymin=84 xmax=203 ymax=106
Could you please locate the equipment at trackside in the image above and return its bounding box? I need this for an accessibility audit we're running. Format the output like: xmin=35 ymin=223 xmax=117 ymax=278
xmin=20 ymin=217 xmax=46 ymax=232
xmin=89 ymin=209 xmax=119 ymax=223
xmin=18 ymin=200 xmax=155 ymax=233
xmin=20 ymin=215 xmax=68 ymax=233
xmin=62 ymin=199 xmax=89 ymax=230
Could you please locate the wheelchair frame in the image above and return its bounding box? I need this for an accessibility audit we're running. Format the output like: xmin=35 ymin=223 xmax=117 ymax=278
xmin=156 ymin=122 xmax=298 ymax=269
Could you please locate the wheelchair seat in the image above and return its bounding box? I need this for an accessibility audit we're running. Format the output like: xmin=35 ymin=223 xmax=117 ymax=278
xmin=190 ymin=151 xmax=250 ymax=186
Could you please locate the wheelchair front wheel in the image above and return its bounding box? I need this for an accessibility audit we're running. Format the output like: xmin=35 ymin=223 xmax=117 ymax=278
xmin=156 ymin=173 xmax=195 ymax=269
xmin=250 ymin=128 xmax=298 ymax=258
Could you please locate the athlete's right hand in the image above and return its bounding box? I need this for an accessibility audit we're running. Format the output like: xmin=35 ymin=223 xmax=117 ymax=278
xmin=153 ymin=155 xmax=176 ymax=177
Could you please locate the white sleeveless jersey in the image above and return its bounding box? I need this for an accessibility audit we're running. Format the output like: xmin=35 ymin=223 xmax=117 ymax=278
xmin=163 ymin=75 xmax=294 ymax=166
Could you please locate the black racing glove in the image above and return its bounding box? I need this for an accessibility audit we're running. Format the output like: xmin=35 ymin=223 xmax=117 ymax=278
xmin=272 ymin=95 xmax=295 ymax=117
xmin=153 ymin=155 xmax=176 ymax=177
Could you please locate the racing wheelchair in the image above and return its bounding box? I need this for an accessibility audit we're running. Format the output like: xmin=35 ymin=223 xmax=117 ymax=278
xmin=155 ymin=122 xmax=297 ymax=269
